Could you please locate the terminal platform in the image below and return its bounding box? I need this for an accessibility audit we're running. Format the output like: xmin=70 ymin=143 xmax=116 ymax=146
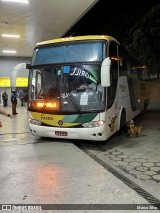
xmin=0 ymin=105 xmax=160 ymax=212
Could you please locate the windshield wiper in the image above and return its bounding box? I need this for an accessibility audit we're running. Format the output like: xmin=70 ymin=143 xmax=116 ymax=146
xmin=59 ymin=85 xmax=81 ymax=113
xmin=67 ymin=92 xmax=81 ymax=113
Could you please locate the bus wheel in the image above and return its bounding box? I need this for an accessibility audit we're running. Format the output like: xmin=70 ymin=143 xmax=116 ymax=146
xmin=116 ymin=110 xmax=126 ymax=136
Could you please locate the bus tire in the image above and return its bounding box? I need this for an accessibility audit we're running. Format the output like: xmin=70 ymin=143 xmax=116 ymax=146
xmin=116 ymin=109 xmax=126 ymax=136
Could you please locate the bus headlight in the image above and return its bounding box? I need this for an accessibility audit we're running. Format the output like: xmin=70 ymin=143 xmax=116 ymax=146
xmin=82 ymin=120 xmax=105 ymax=128
xmin=29 ymin=119 xmax=42 ymax=126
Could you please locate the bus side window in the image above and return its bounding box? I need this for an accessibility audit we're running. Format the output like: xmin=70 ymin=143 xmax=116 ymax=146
xmin=107 ymin=41 xmax=118 ymax=109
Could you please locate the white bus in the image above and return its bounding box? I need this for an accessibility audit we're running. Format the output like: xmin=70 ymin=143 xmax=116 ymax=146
xmin=24 ymin=35 xmax=149 ymax=141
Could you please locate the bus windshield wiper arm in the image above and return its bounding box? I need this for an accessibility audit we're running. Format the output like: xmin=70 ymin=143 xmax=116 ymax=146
xmin=59 ymin=84 xmax=81 ymax=113
xmin=67 ymin=92 xmax=81 ymax=113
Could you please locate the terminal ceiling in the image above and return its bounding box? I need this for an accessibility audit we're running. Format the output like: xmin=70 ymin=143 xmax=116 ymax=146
xmin=0 ymin=0 xmax=99 ymax=57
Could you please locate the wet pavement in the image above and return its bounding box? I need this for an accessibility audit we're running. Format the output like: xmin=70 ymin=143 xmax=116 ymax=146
xmin=0 ymin=104 xmax=160 ymax=212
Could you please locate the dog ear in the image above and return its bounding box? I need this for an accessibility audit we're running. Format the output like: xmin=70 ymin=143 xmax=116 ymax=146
xmin=130 ymin=120 xmax=134 ymax=124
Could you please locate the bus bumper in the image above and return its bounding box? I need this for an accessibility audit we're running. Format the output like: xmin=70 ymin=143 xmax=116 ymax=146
xmin=29 ymin=123 xmax=108 ymax=141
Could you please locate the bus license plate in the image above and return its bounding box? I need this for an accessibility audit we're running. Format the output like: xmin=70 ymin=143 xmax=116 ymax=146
xmin=55 ymin=131 xmax=68 ymax=136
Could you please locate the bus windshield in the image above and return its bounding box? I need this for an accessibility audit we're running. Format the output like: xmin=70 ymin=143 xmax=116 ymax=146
xmin=32 ymin=41 xmax=104 ymax=65
xmin=29 ymin=40 xmax=106 ymax=113
xmin=29 ymin=64 xmax=105 ymax=113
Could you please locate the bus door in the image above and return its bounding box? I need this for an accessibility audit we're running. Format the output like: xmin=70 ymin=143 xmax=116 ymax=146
xmin=106 ymin=41 xmax=119 ymax=134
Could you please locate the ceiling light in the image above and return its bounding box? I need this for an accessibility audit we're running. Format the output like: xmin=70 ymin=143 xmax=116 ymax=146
xmin=1 ymin=0 xmax=29 ymax=3
xmin=3 ymin=50 xmax=16 ymax=54
xmin=2 ymin=34 xmax=20 ymax=38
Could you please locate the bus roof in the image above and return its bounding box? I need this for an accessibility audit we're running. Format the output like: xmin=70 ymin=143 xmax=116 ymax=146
xmin=36 ymin=35 xmax=119 ymax=46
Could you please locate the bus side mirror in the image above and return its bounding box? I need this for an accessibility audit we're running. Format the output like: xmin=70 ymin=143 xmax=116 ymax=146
xmin=101 ymin=57 xmax=111 ymax=87
xmin=11 ymin=63 xmax=30 ymax=90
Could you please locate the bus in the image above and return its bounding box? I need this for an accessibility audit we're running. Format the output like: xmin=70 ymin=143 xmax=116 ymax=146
xmin=24 ymin=35 xmax=150 ymax=141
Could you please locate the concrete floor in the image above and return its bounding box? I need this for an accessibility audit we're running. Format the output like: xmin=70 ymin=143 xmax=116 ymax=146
xmin=87 ymin=107 xmax=160 ymax=201
xmin=0 ymin=106 xmax=160 ymax=213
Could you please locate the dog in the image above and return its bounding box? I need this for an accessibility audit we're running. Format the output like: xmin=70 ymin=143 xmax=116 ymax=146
xmin=127 ymin=120 xmax=142 ymax=138
xmin=129 ymin=125 xmax=142 ymax=137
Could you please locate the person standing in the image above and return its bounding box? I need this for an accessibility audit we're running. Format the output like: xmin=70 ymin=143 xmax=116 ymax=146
xmin=11 ymin=91 xmax=18 ymax=115
xmin=2 ymin=92 xmax=8 ymax=107
xmin=19 ymin=91 xmax=24 ymax=106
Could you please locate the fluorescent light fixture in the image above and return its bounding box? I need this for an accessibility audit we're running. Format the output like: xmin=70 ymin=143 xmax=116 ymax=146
xmin=1 ymin=0 xmax=29 ymax=3
xmin=3 ymin=50 xmax=16 ymax=54
xmin=2 ymin=34 xmax=20 ymax=38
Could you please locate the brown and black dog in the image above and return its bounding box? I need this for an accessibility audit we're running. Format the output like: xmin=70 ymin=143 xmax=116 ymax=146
xmin=127 ymin=120 xmax=142 ymax=138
